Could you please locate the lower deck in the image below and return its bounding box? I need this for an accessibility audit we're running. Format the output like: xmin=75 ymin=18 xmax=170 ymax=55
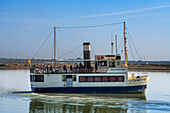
xmin=30 ymin=72 xmax=149 ymax=94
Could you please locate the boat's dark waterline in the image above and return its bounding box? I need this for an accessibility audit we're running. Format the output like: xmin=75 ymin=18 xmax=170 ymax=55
xmin=31 ymin=85 xmax=147 ymax=94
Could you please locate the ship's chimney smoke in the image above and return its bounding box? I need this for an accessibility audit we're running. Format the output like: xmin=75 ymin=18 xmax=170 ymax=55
xmin=83 ymin=42 xmax=91 ymax=69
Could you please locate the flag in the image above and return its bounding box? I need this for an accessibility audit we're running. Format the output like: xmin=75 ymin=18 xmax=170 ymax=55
xmin=28 ymin=58 xmax=31 ymax=64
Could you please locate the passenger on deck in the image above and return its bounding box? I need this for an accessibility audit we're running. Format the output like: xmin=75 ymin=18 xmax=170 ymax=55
xmin=59 ymin=64 xmax=62 ymax=72
xmin=50 ymin=65 xmax=53 ymax=72
xmin=42 ymin=65 xmax=45 ymax=70
xmin=74 ymin=63 xmax=78 ymax=69
xmin=79 ymin=63 xmax=83 ymax=69
xmin=70 ymin=65 xmax=73 ymax=71
xmin=35 ymin=68 xmax=39 ymax=73
xmin=95 ymin=62 xmax=98 ymax=71
xmin=46 ymin=64 xmax=49 ymax=73
xmin=63 ymin=65 xmax=67 ymax=72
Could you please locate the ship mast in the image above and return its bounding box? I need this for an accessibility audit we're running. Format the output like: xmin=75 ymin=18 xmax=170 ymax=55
xmin=124 ymin=22 xmax=128 ymax=68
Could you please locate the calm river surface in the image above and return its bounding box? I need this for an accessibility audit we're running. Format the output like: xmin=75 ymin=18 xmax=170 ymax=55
xmin=0 ymin=70 xmax=170 ymax=113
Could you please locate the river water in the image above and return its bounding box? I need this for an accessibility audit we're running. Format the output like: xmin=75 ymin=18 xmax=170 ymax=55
xmin=0 ymin=70 xmax=170 ymax=113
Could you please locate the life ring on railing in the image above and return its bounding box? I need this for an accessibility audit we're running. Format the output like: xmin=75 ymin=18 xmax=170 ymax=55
xmin=73 ymin=69 xmax=75 ymax=72
xmin=40 ymin=68 xmax=44 ymax=73
xmin=80 ymin=69 xmax=84 ymax=73
xmin=35 ymin=68 xmax=39 ymax=73
xmin=84 ymin=69 xmax=88 ymax=73
xmin=100 ymin=56 xmax=104 ymax=60
xmin=89 ymin=68 xmax=93 ymax=73
xmin=76 ymin=69 xmax=79 ymax=73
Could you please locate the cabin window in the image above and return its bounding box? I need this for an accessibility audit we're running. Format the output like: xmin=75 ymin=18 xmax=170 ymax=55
xmin=110 ymin=76 xmax=117 ymax=82
xmin=98 ymin=61 xmax=107 ymax=66
xmin=79 ymin=76 xmax=86 ymax=82
xmin=30 ymin=75 xmax=34 ymax=82
xmin=79 ymin=76 xmax=124 ymax=82
xmin=31 ymin=75 xmax=44 ymax=82
xmin=94 ymin=76 xmax=101 ymax=82
xmin=116 ymin=56 xmax=121 ymax=60
xmin=117 ymin=76 xmax=124 ymax=82
xmin=35 ymin=75 xmax=44 ymax=82
xmin=87 ymin=76 xmax=94 ymax=82
xmin=102 ymin=76 xmax=109 ymax=82
xmin=73 ymin=75 xmax=76 ymax=81
xmin=109 ymin=61 xmax=115 ymax=67
xmin=30 ymin=75 xmax=35 ymax=82
xmin=117 ymin=61 xmax=120 ymax=66
xmin=33 ymin=76 xmax=35 ymax=81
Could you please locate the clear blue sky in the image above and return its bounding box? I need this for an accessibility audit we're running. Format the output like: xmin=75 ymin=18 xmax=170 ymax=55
xmin=0 ymin=0 xmax=170 ymax=61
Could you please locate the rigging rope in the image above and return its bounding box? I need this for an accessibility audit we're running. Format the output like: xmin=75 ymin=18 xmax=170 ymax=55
xmin=56 ymin=22 xmax=123 ymax=29
xmin=32 ymin=22 xmax=124 ymax=59
xmin=91 ymin=45 xmax=96 ymax=57
xmin=79 ymin=51 xmax=82 ymax=58
xmin=127 ymin=35 xmax=135 ymax=60
xmin=59 ymin=45 xmax=82 ymax=58
xmin=117 ymin=37 xmax=123 ymax=53
xmin=126 ymin=27 xmax=140 ymax=60
xmin=32 ymin=29 xmax=53 ymax=59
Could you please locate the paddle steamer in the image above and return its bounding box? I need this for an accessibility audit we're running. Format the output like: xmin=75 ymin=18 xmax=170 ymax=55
xmin=30 ymin=22 xmax=149 ymax=93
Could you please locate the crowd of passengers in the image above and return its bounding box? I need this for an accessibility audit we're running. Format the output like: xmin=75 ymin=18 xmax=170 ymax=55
xmin=34 ymin=62 xmax=89 ymax=73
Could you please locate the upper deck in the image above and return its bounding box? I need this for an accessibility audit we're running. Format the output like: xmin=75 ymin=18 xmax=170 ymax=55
xmin=32 ymin=54 xmax=126 ymax=74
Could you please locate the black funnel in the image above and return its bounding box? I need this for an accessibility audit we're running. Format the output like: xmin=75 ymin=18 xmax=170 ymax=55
xmin=83 ymin=42 xmax=91 ymax=69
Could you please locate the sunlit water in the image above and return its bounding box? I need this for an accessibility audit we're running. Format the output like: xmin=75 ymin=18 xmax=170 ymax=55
xmin=0 ymin=70 xmax=170 ymax=113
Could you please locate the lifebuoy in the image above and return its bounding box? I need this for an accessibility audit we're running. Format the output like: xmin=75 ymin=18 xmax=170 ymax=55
xmin=76 ymin=69 xmax=79 ymax=73
xmin=80 ymin=69 xmax=84 ymax=73
xmin=40 ymin=68 xmax=44 ymax=73
xmin=84 ymin=69 xmax=88 ymax=73
xmin=35 ymin=68 xmax=39 ymax=73
xmin=100 ymin=56 xmax=104 ymax=60
xmin=89 ymin=68 xmax=93 ymax=73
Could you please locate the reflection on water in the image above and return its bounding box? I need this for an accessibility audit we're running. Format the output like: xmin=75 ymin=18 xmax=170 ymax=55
xmin=29 ymin=98 xmax=127 ymax=113
xmin=25 ymin=93 xmax=146 ymax=113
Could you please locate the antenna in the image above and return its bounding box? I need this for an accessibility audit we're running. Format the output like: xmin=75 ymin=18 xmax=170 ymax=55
xmin=115 ymin=35 xmax=117 ymax=55
xmin=111 ymin=32 xmax=114 ymax=55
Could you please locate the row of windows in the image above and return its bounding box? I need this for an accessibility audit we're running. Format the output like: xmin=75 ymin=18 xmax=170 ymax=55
xmin=79 ymin=76 xmax=124 ymax=82
xmin=30 ymin=75 xmax=44 ymax=82
xmin=30 ymin=75 xmax=124 ymax=83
